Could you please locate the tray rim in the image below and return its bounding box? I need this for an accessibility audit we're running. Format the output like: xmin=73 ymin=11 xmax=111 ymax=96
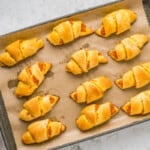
xmin=1 ymin=0 xmax=150 ymax=150
xmin=55 ymin=118 xmax=150 ymax=150
xmin=0 ymin=92 xmax=17 ymax=150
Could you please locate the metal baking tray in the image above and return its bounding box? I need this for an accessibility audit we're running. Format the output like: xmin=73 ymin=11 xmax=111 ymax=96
xmin=0 ymin=0 xmax=150 ymax=149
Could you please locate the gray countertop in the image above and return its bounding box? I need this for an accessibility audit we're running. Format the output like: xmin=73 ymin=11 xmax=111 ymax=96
xmin=0 ymin=0 xmax=150 ymax=150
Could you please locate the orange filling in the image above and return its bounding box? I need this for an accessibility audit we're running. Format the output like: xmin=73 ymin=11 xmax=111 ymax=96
xmin=98 ymin=52 xmax=102 ymax=55
xmin=87 ymin=60 xmax=90 ymax=69
xmin=101 ymin=27 xmax=105 ymax=36
xmin=110 ymin=50 xmax=117 ymax=59
xmin=47 ymin=122 xmax=52 ymax=138
xmin=117 ymin=79 xmax=123 ymax=88
xmin=32 ymin=76 xmax=39 ymax=85
xmin=73 ymin=93 xmax=77 ymax=100
xmin=26 ymin=66 xmax=32 ymax=75
xmin=69 ymin=20 xmax=73 ymax=25
xmin=49 ymin=96 xmax=55 ymax=103
xmin=38 ymin=62 xmax=45 ymax=72
xmin=95 ymin=104 xmax=100 ymax=111
xmin=126 ymin=104 xmax=131 ymax=114
xmin=110 ymin=104 xmax=117 ymax=115
xmin=26 ymin=67 xmax=39 ymax=85
xmin=81 ymin=23 xmax=86 ymax=32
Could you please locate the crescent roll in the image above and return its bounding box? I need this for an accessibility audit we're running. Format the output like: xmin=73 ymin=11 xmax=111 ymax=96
xmin=19 ymin=95 xmax=59 ymax=121
xmin=108 ymin=34 xmax=148 ymax=61
xmin=47 ymin=20 xmax=93 ymax=45
xmin=70 ymin=76 xmax=112 ymax=104
xmin=122 ymin=90 xmax=150 ymax=115
xmin=22 ymin=119 xmax=66 ymax=144
xmin=96 ymin=9 xmax=137 ymax=37
xmin=115 ymin=62 xmax=150 ymax=89
xmin=16 ymin=62 xmax=51 ymax=97
xmin=76 ymin=102 xmax=119 ymax=131
xmin=0 ymin=38 xmax=44 ymax=67
xmin=66 ymin=49 xmax=108 ymax=75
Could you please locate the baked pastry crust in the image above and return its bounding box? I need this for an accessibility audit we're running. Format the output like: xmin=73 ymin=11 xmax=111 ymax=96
xmin=96 ymin=9 xmax=137 ymax=37
xmin=76 ymin=102 xmax=119 ymax=131
xmin=70 ymin=76 xmax=112 ymax=104
xmin=108 ymin=34 xmax=148 ymax=61
xmin=66 ymin=49 xmax=108 ymax=75
xmin=122 ymin=90 xmax=150 ymax=115
xmin=22 ymin=119 xmax=66 ymax=144
xmin=47 ymin=20 xmax=93 ymax=45
xmin=19 ymin=95 xmax=59 ymax=121
xmin=16 ymin=62 xmax=51 ymax=97
xmin=115 ymin=62 xmax=150 ymax=89
xmin=0 ymin=38 xmax=44 ymax=66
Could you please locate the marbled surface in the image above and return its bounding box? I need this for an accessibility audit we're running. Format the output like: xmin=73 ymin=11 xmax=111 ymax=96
xmin=0 ymin=0 xmax=150 ymax=150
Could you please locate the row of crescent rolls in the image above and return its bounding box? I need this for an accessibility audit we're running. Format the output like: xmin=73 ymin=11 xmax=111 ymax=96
xmin=0 ymin=26 xmax=68 ymax=144
xmin=47 ymin=9 xmax=137 ymax=45
xmin=15 ymin=62 xmax=67 ymax=144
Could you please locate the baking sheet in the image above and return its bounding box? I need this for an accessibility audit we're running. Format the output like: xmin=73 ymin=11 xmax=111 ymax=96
xmin=0 ymin=0 xmax=150 ymax=149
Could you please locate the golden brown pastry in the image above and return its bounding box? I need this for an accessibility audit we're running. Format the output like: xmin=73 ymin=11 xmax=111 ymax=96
xmin=47 ymin=20 xmax=93 ymax=45
xmin=22 ymin=119 xmax=66 ymax=144
xmin=108 ymin=34 xmax=148 ymax=61
xmin=76 ymin=102 xmax=119 ymax=131
xmin=122 ymin=90 xmax=150 ymax=115
xmin=66 ymin=49 xmax=108 ymax=75
xmin=16 ymin=62 xmax=51 ymax=97
xmin=96 ymin=9 xmax=137 ymax=37
xmin=70 ymin=76 xmax=112 ymax=104
xmin=115 ymin=62 xmax=150 ymax=89
xmin=19 ymin=95 xmax=59 ymax=121
xmin=0 ymin=38 xmax=44 ymax=67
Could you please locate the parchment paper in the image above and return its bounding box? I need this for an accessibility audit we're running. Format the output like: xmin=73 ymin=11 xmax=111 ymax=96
xmin=0 ymin=0 xmax=150 ymax=149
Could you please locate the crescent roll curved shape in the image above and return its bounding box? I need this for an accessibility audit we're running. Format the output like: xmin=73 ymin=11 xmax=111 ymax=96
xmin=115 ymin=62 xmax=150 ymax=89
xmin=16 ymin=62 xmax=51 ymax=97
xmin=22 ymin=119 xmax=66 ymax=144
xmin=47 ymin=20 xmax=93 ymax=45
xmin=70 ymin=76 xmax=112 ymax=104
xmin=108 ymin=34 xmax=148 ymax=61
xmin=96 ymin=9 xmax=137 ymax=37
xmin=66 ymin=49 xmax=108 ymax=75
xmin=19 ymin=95 xmax=59 ymax=121
xmin=122 ymin=90 xmax=150 ymax=115
xmin=0 ymin=38 xmax=44 ymax=67
xmin=76 ymin=102 xmax=119 ymax=131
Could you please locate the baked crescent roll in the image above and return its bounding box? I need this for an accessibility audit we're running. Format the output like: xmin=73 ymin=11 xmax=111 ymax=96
xmin=108 ymin=34 xmax=148 ymax=61
xmin=122 ymin=90 xmax=150 ymax=115
xmin=70 ymin=76 xmax=112 ymax=104
xmin=19 ymin=95 xmax=59 ymax=121
xmin=22 ymin=119 xmax=66 ymax=144
xmin=47 ymin=20 xmax=93 ymax=45
xmin=76 ymin=102 xmax=119 ymax=131
xmin=0 ymin=38 xmax=44 ymax=67
xmin=66 ymin=49 xmax=108 ymax=75
xmin=96 ymin=9 xmax=137 ymax=37
xmin=115 ymin=62 xmax=150 ymax=89
xmin=16 ymin=62 xmax=51 ymax=97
